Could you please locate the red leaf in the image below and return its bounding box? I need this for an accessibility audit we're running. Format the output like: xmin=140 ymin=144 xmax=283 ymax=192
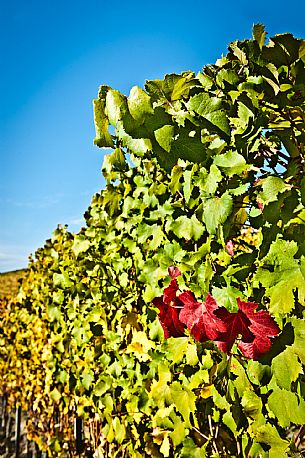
xmin=163 ymin=278 xmax=179 ymax=304
xmin=152 ymin=296 xmax=185 ymax=338
xmin=237 ymin=298 xmax=280 ymax=338
xmin=179 ymin=292 xmax=227 ymax=342
xmin=238 ymin=336 xmax=271 ymax=360
xmin=152 ymin=271 xmax=185 ymax=338
xmin=215 ymin=298 xmax=280 ymax=359
xmin=214 ymin=307 xmax=252 ymax=353
xmin=236 ymin=298 xmax=280 ymax=359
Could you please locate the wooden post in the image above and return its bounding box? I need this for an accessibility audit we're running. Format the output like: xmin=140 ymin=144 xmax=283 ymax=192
xmin=74 ymin=417 xmax=84 ymax=455
xmin=15 ymin=405 xmax=21 ymax=458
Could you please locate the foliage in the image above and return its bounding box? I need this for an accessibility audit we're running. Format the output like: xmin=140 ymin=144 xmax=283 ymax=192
xmin=1 ymin=25 xmax=305 ymax=456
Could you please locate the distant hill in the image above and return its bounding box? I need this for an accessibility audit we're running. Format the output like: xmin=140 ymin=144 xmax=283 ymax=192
xmin=0 ymin=269 xmax=26 ymax=300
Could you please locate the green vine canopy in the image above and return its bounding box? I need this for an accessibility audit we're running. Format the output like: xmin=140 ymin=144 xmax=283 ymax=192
xmin=1 ymin=25 xmax=305 ymax=457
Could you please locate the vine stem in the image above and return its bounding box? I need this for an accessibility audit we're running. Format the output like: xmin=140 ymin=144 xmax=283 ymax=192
xmin=208 ymin=415 xmax=219 ymax=455
xmin=192 ymin=426 xmax=210 ymax=442
xmin=294 ymin=424 xmax=305 ymax=448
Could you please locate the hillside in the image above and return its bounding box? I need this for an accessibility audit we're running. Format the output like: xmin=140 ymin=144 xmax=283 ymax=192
xmin=0 ymin=270 xmax=26 ymax=300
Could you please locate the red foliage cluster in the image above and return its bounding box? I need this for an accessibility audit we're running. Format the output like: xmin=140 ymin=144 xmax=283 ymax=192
xmin=152 ymin=267 xmax=280 ymax=360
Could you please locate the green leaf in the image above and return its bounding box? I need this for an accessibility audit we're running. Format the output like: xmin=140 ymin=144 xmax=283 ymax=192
xmin=149 ymin=363 xmax=172 ymax=405
xmin=169 ymin=214 xmax=204 ymax=241
xmin=169 ymin=415 xmax=187 ymax=447
xmin=271 ymin=346 xmax=302 ymax=390
xmin=171 ymin=129 xmax=206 ymax=163
xmin=195 ymin=164 xmax=222 ymax=196
xmin=136 ymin=223 xmax=165 ymax=250
xmin=252 ymin=424 xmax=289 ymax=455
xmin=171 ymin=72 xmax=196 ymax=101
xmin=112 ymin=417 xmax=126 ymax=444
xmin=291 ymin=318 xmax=305 ymax=364
xmin=260 ymin=237 xmax=299 ymax=267
xmin=93 ymin=376 xmax=112 ymax=396
xmin=263 ymin=33 xmax=300 ymax=66
xmin=268 ymin=388 xmax=305 ymax=428
xmin=241 ymin=390 xmax=262 ymax=420
xmin=93 ymin=97 xmax=114 ymax=148
xmin=230 ymin=357 xmax=251 ymax=395
xmin=197 ymin=258 xmax=214 ymax=293
xmin=106 ymin=89 xmax=126 ymax=125
xmin=183 ymin=169 xmax=193 ymax=204
xmin=180 ymin=438 xmax=207 ymax=457
xmin=50 ymin=388 xmax=61 ymax=403
xmin=187 ymin=92 xmax=230 ymax=138
xmin=203 ymin=192 xmax=233 ymax=234
xmin=116 ymin=121 xmax=152 ymax=156
xmin=47 ymin=304 xmax=62 ymax=322
xmin=154 ymin=125 xmax=174 ymax=152
xmin=212 ymin=386 xmax=230 ymax=410
xmin=127 ymin=86 xmax=153 ymax=124
xmin=72 ymin=235 xmax=90 ymax=258
xmin=252 ymin=23 xmax=267 ymax=50
xmin=165 ymin=337 xmax=188 ymax=364
xmin=169 ymin=165 xmax=184 ymax=194
xmin=254 ymin=238 xmax=305 ymax=315
xmin=222 ymin=411 xmax=237 ymax=434
xmin=170 ymin=381 xmax=196 ymax=427
xmin=197 ymin=72 xmax=213 ymax=90
xmin=212 ymin=284 xmax=241 ymax=312
xmin=229 ymin=41 xmax=248 ymax=65
xmin=102 ymin=148 xmax=126 ymax=178
xmin=267 ymin=281 xmax=295 ymax=315
xmin=213 ymin=150 xmax=248 ymax=176
xmin=81 ymin=370 xmax=94 ymax=390
xmin=160 ymin=435 xmax=170 ymax=457
xmin=53 ymin=272 xmax=73 ymax=289
xmin=215 ymin=68 xmax=239 ymax=88
xmin=258 ymin=176 xmax=290 ymax=205
xmin=247 ymin=360 xmax=268 ymax=385
xmin=186 ymin=343 xmax=199 ymax=366
xmin=145 ymin=72 xmax=195 ymax=103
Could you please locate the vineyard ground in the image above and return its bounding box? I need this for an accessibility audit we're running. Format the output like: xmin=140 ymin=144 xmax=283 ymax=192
xmin=0 ymin=270 xmax=25 ymax=300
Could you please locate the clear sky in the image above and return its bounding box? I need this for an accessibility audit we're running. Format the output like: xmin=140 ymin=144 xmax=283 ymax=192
xmin=1 ymin=0 xmax=305 ymax=272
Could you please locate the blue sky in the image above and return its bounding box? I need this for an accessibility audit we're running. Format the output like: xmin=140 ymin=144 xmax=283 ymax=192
xmin=1 ymin=0 xmax=305 ymax=272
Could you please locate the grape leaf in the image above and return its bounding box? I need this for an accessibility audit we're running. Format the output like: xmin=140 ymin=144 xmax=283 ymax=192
xmin=72 ymin=235 xmax=90 ymax=258
xmin=152 ymin=272 xmax=185 ymax=338
xmin=258 ymin=176 xmax=290 ymax=205
xmin=93 ymin=97 xmax=114 ymax=148
xmin=203 ymin=192 xmax=233 ymax=234
xmin=154 ymin=125 xmax=175 ymax=152
xmin=291 ymin=318 xmax=305 ymax=364
xmin=216 ymin=298 xmax=279 ymax=359
xmin=252 ymin=423 xmax=289 ymax=455
xmin=268 ymin=388 xmax=305 ymax=428
xmin=127 ymin=86 xmax=153 ymax=124
xmin=187 ymin=92 xmax=230 ymax=138
xmin=253 ymin=23 xmax=267 ymax=50
xmin=271 ymin=346 xmax=303 ymax=390
xmin=213 ymin=150 xmax=248 ymax=176
xmin=169 ymin=214 xmax=204 ymax=241
xmin=254 ymin=238 xmax=305 ymax=315
xmin=179 ymin=292 xmax=227 ymax=341
xmin=169 ymin=381 xmax=196 ymax=428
